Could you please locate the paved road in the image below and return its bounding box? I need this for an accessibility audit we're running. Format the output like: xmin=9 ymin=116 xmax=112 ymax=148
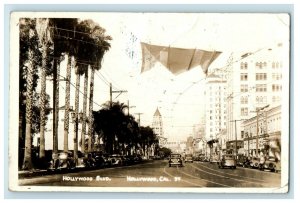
xmin=19 ymin=160 xmax=281 ymax=188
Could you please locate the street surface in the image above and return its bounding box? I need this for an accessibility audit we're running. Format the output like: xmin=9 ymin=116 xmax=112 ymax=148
xmin=19 ymin=160 xmax=281 ymax=188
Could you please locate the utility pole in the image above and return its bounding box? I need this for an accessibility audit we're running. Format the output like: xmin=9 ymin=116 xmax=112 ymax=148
xmin=110 ymin=83 xmax=127 ymax=108
xmin=251 ymin=104 xmax=269 ymax=157
xmin=127 ymin=100 xmax=136 ymax=116
xmin=135 ymin=113 xmax=143 ymax=126
xmin=230 ymin=119 xmax=243 ymax=158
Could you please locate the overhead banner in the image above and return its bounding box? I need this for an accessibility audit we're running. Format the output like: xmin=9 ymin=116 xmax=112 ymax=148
xmin=140 ymin=42 xmax=222 ymax=75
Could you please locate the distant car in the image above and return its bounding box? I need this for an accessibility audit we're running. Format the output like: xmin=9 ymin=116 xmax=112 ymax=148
xmin=218 ymin=154 xmax=237 ymax=169
xmin=169 ymin=154 xmax=183 ymax=167
xmin=209 ymin=155 xmax=219 ymax=164
xmin=250 ymin=157 xmax=260 ymax=169
xmin=259 ymin=156 xmax=278 ymax=172
xmin=185 ymin=154 xmax=193 ymax=163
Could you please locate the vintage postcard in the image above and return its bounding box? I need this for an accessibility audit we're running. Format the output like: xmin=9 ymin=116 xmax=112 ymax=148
xmin=9 ymin=12 xmax=290 ymax=193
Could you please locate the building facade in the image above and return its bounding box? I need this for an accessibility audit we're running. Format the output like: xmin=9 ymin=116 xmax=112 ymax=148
xmin=152 ymin=107 xmax=164 ymax=146
xmin=226 ymin=43 xmax=286 ymax=150
xmin=242 ymin=105 xmax=281 ymax=158
xmin=204 ymin=73 xmax=227 ymax=141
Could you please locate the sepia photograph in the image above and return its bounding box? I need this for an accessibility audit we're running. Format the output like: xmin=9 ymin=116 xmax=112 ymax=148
xmin=8 ymin=12 xmax=290 ymax=193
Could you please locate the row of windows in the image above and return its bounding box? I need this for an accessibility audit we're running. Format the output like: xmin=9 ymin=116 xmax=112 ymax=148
xmin=240 ymin=61 xmax=283 ymax=69
xmin=272 ymin=84 xmax=282 ymax=92
xmin=256 ymin=73 xmax=267 ymax=80
xmin=239 ymin=84 xmax=282 ymax=93
xmin=256 ymin=84 xmax=267 ymax=92
xmin=240 ymin=72 xmax=282 ymax=81
xmin=209 ymin=116 xmax=226 ymax=120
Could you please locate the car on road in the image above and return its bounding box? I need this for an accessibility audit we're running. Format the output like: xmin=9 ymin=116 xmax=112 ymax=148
xmin=48 ymin=151 xmax=76 ymax=171
xmin=249 ymin=157 xmax=260 ymax=169
xmin=169 ymin=154 xmax=183 ymax=167
xmin=259 ymin=156 xmax=278 ymax=172
xmin=237 ymin=155 xmax=251 ymax=168
xmin=185 ymin=154 xmax=193 ymax=163
xmin=218 ymin=154 xmax=237 ymax=169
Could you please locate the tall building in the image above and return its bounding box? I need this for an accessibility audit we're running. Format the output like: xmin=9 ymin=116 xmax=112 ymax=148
xmin=226 ymin=43 xmax=286 ymax=149
xmin=152 ymin=107 xmax=164 ymax=144
xmin=204 ymin=73 xmax=227 ymax=141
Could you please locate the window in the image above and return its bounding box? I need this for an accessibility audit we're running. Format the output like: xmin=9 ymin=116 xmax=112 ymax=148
xmin=272 ymin=96 xmax=281 ymax=103
xmin=272 ymin=84 xmax=282 ymax=92
xmin=241 ymin=96 xmax=248 ymax=104
xmin=256 ymin=73 xmax=267 ymax=80
xmin=240 ymin=62 xmax=248 ymax=70
xmin=241 ymin=84 xmax=248 ymax=92
xmin=241 ymin=73 xmax=248 ymax=81
xmin=256 ymin=61 xmax=267 ymax=69
xmin=256 ymin=84 xmax=267 ymax=92
xmin=241 ymin=108 xmax=248 ymax=116
xmin=272 ymin=73 xmax=282 ymax=80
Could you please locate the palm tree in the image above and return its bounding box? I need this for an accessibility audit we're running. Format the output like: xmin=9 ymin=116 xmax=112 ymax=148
xmin=77 ymin=20 xmax=111 ymax=153
xmin=35 ymin=18 xmax=52 ymax=161
xmin=49 ymin=18 xmax=78 ymax=157
xmin=93 ymin=101 xmax=128 ymax=154
xmin=20 ymin=18 xmax=41 ymax=170
xmin=49 ymin=18 xmax=79 ymax=153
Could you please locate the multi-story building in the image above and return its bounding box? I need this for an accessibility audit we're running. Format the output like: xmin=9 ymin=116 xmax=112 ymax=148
xmin=152 ymin=107 xmax=164 ymax=145
xmin=242 ymin=105 xmax=281 ymax=159
xmin=226 ymin=43 xmax=286 ymax=153
xmin=204 ymin=73 xmax=227 ymax=141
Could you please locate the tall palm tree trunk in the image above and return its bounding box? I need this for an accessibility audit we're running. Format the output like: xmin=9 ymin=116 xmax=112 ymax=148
xmin=22 ymin=46 xmax=34 ymax=170
xmin=87 ymin=67 xmax=95 ymax=153
xmin=39 ymin=44 xmax=47 ymax=160
xmin=81 ymin=66 xmax=89 ymax=154
xmin=52 ymin=59 xmax=60 ymax=157
xmin=63 ymin=55 xmax=72 ymax=152
xmin=36 ymin=18 xmax=50 ymax=161
xmin=73 ymin=65 xmax=80 ymax=161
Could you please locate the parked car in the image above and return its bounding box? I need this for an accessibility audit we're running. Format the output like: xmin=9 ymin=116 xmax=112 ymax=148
xmin=249 ymin=157 xmax=260 ymax=169
xmin=185 ymin=154 xmax=193 ymax=163
xmin=169 ymin=154 xmax=183 ymax=167
xmin=110 ymin=154 xmax=124 ymax=167
xmin=48 ymin=151 xmax=76 ymax=171
xmin=259 ymin=156 xmax=278 ymax=172
xmin=237 ymin=155 xmax=251 ymax=168
xmin=91 ymin=152 xmax=105 ymax=168
xmin=218 ymin=154 xmax=237 ymax=169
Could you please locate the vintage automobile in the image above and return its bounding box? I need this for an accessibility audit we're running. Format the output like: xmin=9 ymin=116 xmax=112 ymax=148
xmin=218 ymin=154 xmax=237 ymax=169
xmin=237 ymin=155 xmax=251 ymax=168
xmin=48 ymin=151 xmax=76 ymax=171
xmin=249 ymin=157 xmax=260 ymax=169
xmin=109 ymin=154 xmax=124 ymax=167
xmin=259 ymin=156 xmax=278 ymax=172
xmin=185 ymin=154 xmax=194 ymax=163
xmin=169 ymin=154 xmax=183 ymax=167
